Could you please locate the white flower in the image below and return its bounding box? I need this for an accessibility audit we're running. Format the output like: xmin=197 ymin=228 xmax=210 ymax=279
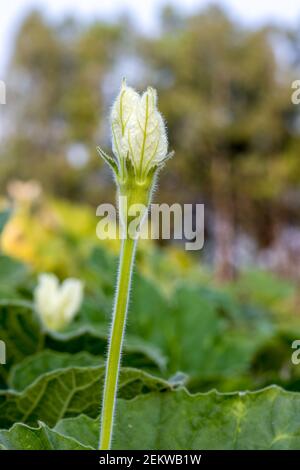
xmin=100 ymin=80 xmax=171 ymax=183
xmin=34 ymin=273 xmax=84 ymax=331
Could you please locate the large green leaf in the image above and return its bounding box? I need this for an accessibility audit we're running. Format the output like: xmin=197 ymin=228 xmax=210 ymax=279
xmin=9 ymin=351 xmax=103 ymax=391
xmin=0 ymin=301 xmax=40 ymax=388
xmin=128 ymin=283 xmax=272 ymax=380
xmin=2 ymin=386 xmax=300 ymax=450
xmin=82 ymin=246 xmax=117 ymax=299
xmin=64 ymin=386 xmax=300 ymax=450
xmin=55 ymin=414 xmax=99 ymax=449
xmin=45 ymin=328 xmax=166 ymax=372
xmin=0 ymin=422 xmax=91 ymax=450
xmin=0 ymin=366 xmax=170 ymax=429
xmin=244 ymin=327 xmax=300 ymax=392
xmin=113 ymin=386 xmax=300 ymax=449
xmin=0 ymin=301 xmax=165 ymax=383
xmin=64 ymin=248 xmax=276 ymax=389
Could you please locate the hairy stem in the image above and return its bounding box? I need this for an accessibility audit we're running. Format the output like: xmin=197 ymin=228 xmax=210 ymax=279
xmin=99 ymin=236 xmax=137 ymax=450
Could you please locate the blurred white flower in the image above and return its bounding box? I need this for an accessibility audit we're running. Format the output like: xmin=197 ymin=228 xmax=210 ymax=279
xmin=34 ymin=273 xmax=84 ymax=331
xmin=7 ymin=180 xmax=42 ymax=204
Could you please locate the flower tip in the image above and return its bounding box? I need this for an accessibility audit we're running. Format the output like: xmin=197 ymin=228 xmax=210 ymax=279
xmin=147 ymin=86 xmax=157 ymax=103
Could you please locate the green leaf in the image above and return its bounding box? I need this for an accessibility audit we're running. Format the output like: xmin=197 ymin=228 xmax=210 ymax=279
xmin=0 ymin=301 xmax=41 ymax=371
xmin=83 ymin=246 xmax=117 ymax=297
xmin=9 ymin=351 xmax=103 ymax=391
xmin=0 ymin=257 xmax=29 ymax=296
xmin=129 ymin=283 xmax=270 ymax=380
xmin=0 ymin=422 xmax=91 ymax=450
xmin=6 ymin=386 xmax=300 ymax=450
xmin=0 ymin=367 xmax=170 ymax=429
xmin=97 ymin=147 xmax=119 ymax=176
xmin=54 ymin=414 xmax=99 ymax=449
xmin=46 ymin=327 xmax=166 ymax=373
xmin=112 ymin=386 xmax=300 ymax=449
xmin=0 ymin=301 xmax=165 ymax=383
xmin=82 ymin=248 xmax=275 ymax=387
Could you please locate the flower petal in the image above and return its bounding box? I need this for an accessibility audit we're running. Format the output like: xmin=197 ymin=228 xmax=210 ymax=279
xmin=127 ymin=87 xmax=168 ymax=176
xmin=110 ymin=80 xmax=139 ymax=163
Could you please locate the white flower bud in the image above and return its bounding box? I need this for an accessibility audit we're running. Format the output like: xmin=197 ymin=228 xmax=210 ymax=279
xmin=34 ymin=273 xmax=83 ymax=331
xmin=97 ymin=80 xmax=173 ymax=233
xmin=106 ymin=80 xmax=171 ymax=182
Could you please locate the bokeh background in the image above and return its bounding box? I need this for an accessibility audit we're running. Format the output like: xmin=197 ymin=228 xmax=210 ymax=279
xmin=1 ymin=0 xmax=300 ymax=279
xmin=1 ymin=0 xmax=300 ymax=396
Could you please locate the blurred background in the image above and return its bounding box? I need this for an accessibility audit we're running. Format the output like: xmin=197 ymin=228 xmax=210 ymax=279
xmin=0 ymin=0 xmax=300 ymax=396
xmin=0 ymin=1 xmax=300 ymax=285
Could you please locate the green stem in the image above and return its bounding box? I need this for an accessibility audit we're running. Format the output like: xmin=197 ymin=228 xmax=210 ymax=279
xmin=99 ymin=236 xmax=137 ymax=450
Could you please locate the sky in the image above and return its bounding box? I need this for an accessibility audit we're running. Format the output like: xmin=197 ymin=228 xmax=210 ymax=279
xmin=1 ymin=0 xmax=300 ymax=75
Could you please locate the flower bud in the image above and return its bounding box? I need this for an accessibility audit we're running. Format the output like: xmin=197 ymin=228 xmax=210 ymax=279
xmin=97 ymin=80 xmax=173 ymax=235
xmin=98 ymin=80 xmax=172 ymax=184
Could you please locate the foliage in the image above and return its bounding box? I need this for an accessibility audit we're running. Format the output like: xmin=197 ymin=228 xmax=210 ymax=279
xmin=0 ymin=201 xmax=299 ymax=449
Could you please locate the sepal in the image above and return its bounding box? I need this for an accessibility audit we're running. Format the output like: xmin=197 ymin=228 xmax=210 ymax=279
xmin=97 ymin=147 xmax=119 ymax=177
